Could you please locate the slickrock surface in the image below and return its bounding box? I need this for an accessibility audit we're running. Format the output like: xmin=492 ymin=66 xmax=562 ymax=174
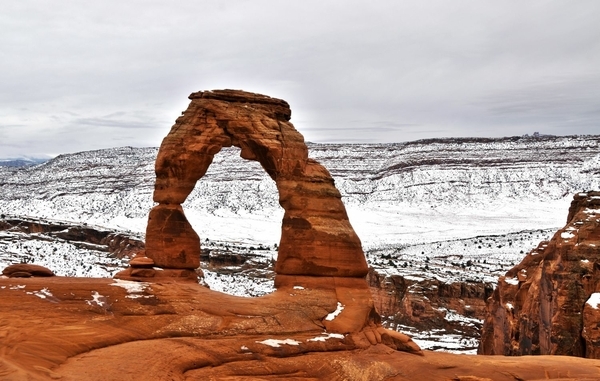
xmin=479 ymin=191 xmax=600 ymax=357
xmin=143 ymin=89 xmax=367 ymax=278
xmin=2 ymin=277 xmax=600 ymax=381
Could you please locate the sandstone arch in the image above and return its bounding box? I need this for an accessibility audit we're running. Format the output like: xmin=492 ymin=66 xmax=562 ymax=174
xmin=145 ymin=89 xmax=368 ymax=280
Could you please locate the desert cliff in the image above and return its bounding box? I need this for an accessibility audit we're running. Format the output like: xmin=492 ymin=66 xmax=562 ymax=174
xmin=480 ymin=191 xmax=600 ymax=358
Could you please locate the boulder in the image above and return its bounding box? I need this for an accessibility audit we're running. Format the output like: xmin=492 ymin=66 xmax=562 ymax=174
xmin=2 ymin=264 xmax=55 ymax=277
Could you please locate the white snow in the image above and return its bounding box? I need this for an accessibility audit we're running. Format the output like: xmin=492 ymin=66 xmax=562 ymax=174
xmin=504 ymin=277 xmax=519 ymax=285
xmin=561 ymin=231 xmax=575 ymax=239
xmin=307 ymin=333 xmax=345 ymax=342
xmin=582 ymin=259 xmax=590 ymax=263
xmin=325 ymin=302 xmax=344 ymax=321
xmin=586 ymin=293 xmax=600 ymax=309
xmin=110 ymin=279 xmax=149 ymax=293
xmin=87 ymin=291 xmax=106 ymax=307
xmin=26 ymin=288 xmax=53 ymax=300
xmin=255 ymin=339 xmax=301 ymax=347
xmin=506 ymin=303 xmax=514 ymax=310
xmin=293 ymin=286 xmax=305 ymax=290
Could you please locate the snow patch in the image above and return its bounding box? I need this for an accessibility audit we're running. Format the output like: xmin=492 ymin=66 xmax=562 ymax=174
xmin=87 ymin=291 xmax=106 ymax=307
xmin=325 ymin=302 xmax=344 ymax=321
xmin=26 ymin=288 xmax=53 ymax=300
xmin=586 ymin=293 xmax=600 ymax=309
xmin=255 ymin=339 xmax=301 ymax=347
xmin=110 ymin=279 xmax=149 ymax=293
xmin=506 ymin=303 xmax=514 ymax=310
xmin=307 ymin=333 xmax=345 ymax=342
xmin=504 ymin=277 xmax=519 ymax=285
xmin=561 ymin=231 xmax=575 ymax=239
xmin=293 ymin=286 xmax=304 ymax=290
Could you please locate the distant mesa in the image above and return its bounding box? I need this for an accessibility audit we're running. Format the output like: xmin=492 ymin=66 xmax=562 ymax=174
xmin=479 ymin=191 xmax=600 ymax=358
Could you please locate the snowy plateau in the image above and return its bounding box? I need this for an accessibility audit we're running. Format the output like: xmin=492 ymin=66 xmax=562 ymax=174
xmin=1 ymin=135 xmax=599 ymax=353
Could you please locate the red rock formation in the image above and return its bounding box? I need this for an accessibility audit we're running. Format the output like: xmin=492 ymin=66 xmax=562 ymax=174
xmin=479 ymin=191 xmax=600 ymax=357
xmin=126 ymin=89 xmax=367 ymax=279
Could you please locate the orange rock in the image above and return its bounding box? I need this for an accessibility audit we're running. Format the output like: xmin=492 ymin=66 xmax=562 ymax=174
xmin=146 ymin=89 xmax=367 ymax=277
xmin=129 ymin=255 xmax=155 ymax=268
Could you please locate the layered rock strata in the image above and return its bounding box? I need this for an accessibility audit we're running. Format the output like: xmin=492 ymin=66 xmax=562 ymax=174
xmin=479 ymin=191 xmax=600 ymax=357
xmin=368 ymin=269 xmax=492 ymax=347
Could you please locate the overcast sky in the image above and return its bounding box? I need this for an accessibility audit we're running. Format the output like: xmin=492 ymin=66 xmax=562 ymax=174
xmin=1 ymin=1 xmax=599 ymax=158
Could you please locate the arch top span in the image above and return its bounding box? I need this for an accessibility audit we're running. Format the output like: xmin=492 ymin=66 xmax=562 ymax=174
xmin=145 ymin=89 xmax=368 ymax=279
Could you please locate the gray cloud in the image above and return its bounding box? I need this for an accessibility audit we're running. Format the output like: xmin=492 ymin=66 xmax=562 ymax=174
xmin=1 ymin=0 xmax=599 ymax=157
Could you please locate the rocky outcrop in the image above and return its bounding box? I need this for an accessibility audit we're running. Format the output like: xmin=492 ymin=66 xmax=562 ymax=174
xmin=117 ymin=89 xmax=367 ymax=283
xmin=479 ymin=191 xmax=600 ymax=357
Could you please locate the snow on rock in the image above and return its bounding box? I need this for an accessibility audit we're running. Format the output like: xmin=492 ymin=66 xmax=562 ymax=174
xmin=586 ymin=293 xmax=600 ymax=309
xmin=255 ymin=339 xmax=301 ymax=347
xmin=504 ymin=277 xmax=519 ymax=285
xmin=26 ymin=288 xmax=53 ymax=300
xmin=87 ymin=291 xmax=106 ymax=307
xmin=561 ymin=231 xmax=576 ymax=239
xmin=307 ymin=333 xmax=345 ymax=342
xmin=110 ymin=279 xmax=149 ymax=294
xmin=325 ymin=302 xmax=344 ymax=321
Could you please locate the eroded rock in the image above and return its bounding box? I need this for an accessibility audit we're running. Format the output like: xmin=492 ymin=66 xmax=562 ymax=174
xmin=2 ymin=264 xmax=55 ymax=277
xmin=141 ymin=89 xmax=367 ymax=278
xmin=479 ymin=191 xmax=600 ymax=357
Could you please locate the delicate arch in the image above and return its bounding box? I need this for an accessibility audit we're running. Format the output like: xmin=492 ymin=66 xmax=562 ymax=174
xmin=145 ymin=90 xmax=368 ymax=279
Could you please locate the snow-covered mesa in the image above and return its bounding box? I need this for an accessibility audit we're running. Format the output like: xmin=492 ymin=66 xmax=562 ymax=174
xmin=1 ymin=136 xmax=598 ymax=250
